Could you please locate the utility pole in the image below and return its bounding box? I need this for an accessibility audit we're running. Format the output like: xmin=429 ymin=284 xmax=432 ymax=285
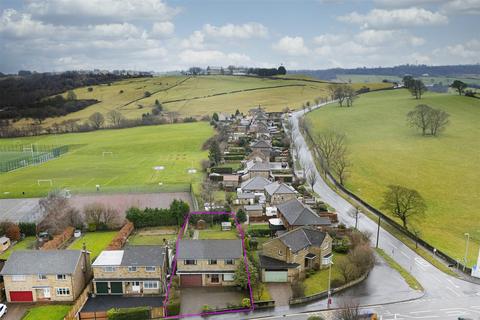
xmin=376 ymin=216 xmax=381 ymax=248
xmin=327 ymin=255 xmax=333 ymax=308
xmin=464 ymin=233 xmax=470 ymax=271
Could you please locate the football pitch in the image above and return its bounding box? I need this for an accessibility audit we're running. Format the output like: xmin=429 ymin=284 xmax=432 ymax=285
xmin=0 ymin=122 xmax=213 ymax=198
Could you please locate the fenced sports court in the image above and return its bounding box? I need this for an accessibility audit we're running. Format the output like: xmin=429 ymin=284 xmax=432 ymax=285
xmin=0 ymin=144 xmax=68 ymax=172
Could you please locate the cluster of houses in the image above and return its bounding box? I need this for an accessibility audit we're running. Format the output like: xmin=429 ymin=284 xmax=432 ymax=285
xmin=0 ymin=107 xmax=338 ymax=314
xmin=210 ymin=107 xmax=337 ymax=284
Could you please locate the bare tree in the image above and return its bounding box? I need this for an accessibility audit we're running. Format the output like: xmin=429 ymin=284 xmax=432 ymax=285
xmin=344 ymin=86 xmax=357 ymax=107
xmin=107 ymin=110 xmax=125 ymax=127
xmin=38 ymin=190 xmax=83 ymax=234
xmin=428 ymin=108 xmax=450 ymax=136
xmin=348 ymin=206 xmax=360 ymax=229
xmin=381 ymin=185 xmax=427 ymax=229
xmin=331 ymin=146 xmax=350 ymax=185
xmin=89 ymin=112 xmax=105 ymax=129
xmin=84 ymin=202 xmax=121 ymax=229
xmin=408 ymin=79 xmax=427 ymax=99
xmin=306 ymin=166 xmax=318 ymax=190
xmin=407 ymin=104 xmax=432 ymax=136
xmin=314 ymin=130 xmax=347 ymax=170
xmin=335 ymin=300 xmax=361 ymax=320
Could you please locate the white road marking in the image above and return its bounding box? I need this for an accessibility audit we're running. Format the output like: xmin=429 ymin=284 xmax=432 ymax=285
xmin=446 ymin=278 xmax=460 ymax=288
xmin=445 ymin=286 xmax=462 ymax=297
xmin=400 ymin=251 xmax=410 ymax=259
xmin=410 ymin=311 xmax=433 ymax=314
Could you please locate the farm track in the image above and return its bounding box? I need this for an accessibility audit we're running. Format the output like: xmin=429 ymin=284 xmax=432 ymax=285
xmin=161 ymin=83 xmax=306 ymax=105
xmin=117 ymin=76 xmax=192 ymax=110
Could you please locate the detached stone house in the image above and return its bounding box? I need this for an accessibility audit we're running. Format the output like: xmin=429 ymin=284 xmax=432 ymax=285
xmin=248 ymin=162 xmax=271 ymax=179
xmin=264 ymin=181 xmax=296 ymax=205
xmin=1 ymin=250 xmax=91 ymax=302
xmin=92 ymin=246 xmax=167 ymax=296
xmin=240 ymin=176 xmax=271 ymax=193
xmin=176 ymin=240 xmax=243 ymax=287
xmin=259 ymin=227 xmax=332 ymax=283
xmin=276 ymin=198 xmax=331 ymax=230
xmin=250 ymin=140 xmax=272 ymax=160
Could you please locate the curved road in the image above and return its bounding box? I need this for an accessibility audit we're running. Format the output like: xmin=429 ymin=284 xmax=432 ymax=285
xmin=198 ymin=102 xmax=480 ymax=320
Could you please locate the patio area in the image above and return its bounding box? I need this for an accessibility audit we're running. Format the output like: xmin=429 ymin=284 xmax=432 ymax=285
xmin=179 ymin=287 xmax=246 ymax=315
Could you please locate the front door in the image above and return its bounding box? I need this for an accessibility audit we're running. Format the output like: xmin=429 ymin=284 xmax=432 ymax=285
xmin=211 ymin=274 xmax=219 ymax=283
xmin=132 ymin=281 xmax=141 ymax=293
xmin=43 ymin=288 xmax=51 ymax=299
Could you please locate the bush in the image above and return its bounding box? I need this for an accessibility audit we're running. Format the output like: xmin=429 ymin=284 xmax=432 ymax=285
xmin=0 ymin=222 xmax=21 ymax=241
xmin=333 ymin=243 xmax=349 ymax=254
xmin=242 ymin=298 xmax=251 ymax=308
xmin=126 ymin=200 xmax=190 ymax=228
xmin=87 ymin=223 xmax=97 ymax=232
xmin=18 ymin=222 xmax=36 ymax=237
xmin=107 ymin=222 xmax=134 ymax=250
xmin=330 ymin=279 xmax=344 ymax=288
xmin=202 ymin=305 xmax=212 ymax=313
xmin=210 ymin=167 xmax=233 ymax=174
xmin=307 ymin=316 xmax=325 ymax=320
xmin=247 ymin=229 xmax=270 ymax=237
xmin=291 ymin=282 xmax=305 ymax=298
xmin=236 ymin=209 xmax=247 ymax=223
xmin=107 ymin=306 xmax=150 ymax=320
xmin=166 ymin=302 xmax=180 ymax=316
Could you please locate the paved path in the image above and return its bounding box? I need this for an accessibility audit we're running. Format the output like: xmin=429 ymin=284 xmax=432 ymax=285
xmin=192 ymin=230 xmax=199 ymax=239
xmin=267 ymin=283 xmax=292 ymax=306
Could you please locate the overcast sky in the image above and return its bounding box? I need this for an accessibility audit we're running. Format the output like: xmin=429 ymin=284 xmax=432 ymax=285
xmin=0 ymin=0 xmax=479 ymax=73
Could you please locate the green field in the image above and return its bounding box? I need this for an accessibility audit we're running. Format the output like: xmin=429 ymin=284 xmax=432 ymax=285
xmin=68 ymin=231 xmax=118 ymax=260
xmin=0 ymin=122 xmax=213 ymax=198
xmin=14 ymin=75 xmax=390 ymax=128
xmin=336 ymin=74 xmax=480 ymax=86
xmin=306 ymin=89 xmax=480 ymax=266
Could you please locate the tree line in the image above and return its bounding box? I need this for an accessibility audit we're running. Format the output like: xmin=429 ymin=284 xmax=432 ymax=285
xmin=0 ymin=71 xmax=147 ymax=120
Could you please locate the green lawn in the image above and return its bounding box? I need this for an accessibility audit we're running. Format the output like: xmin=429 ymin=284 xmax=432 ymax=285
xmin=0 ymin=236 xmax=36 ymax=259
xmin=23 ymin=305 xmax=72 ymax=320
xmin=0 ymin=122 xmax=213 ymax=198
xmin=306 ymin=89 xmax=480 ymax=266
xmin=303 ymin=254 xmax=345 ymax=296
xmin=68 ymin=231 xmax=117 ymax=260
xmin=128 ymin=227 xmax=178 ymax=245
xmin=198 ymin=224 xmax=239 ymax=240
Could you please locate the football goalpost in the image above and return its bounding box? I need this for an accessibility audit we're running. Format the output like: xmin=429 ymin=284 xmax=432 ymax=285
xmin=37 ymin=179 xmax=53 ymax=186
xmin=102 ymin=151 xmax=113 ymax=157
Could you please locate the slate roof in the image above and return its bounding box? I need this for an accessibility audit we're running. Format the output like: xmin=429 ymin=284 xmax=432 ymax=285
xmin=276 ymin=227 xmax=327 ymax=253
xmin=277 ymin=198 xmax=331 ymax=226
xmin=250 ymin=162 xmax=271 ymax=172
xmin=244 ymin=204 xmax=263 ymax=211
xmin=251 ymin=140 xmax=271 ymax=149
xmin=177 ymin=240 xmax=243 ymax=260
xmin=241 ymin=176 xmax=271 ymax=191
xmin=264 ymin=181 xmax=295 ymax=196
xmin=0 ymin=250 xmax=83 ymax=275
xmin=237 ymin=193 xmax=255 ymax=199
xmin=122 ymin=246 xmax=166 ymax=267
xmin=92 ymin=246 xmax=166 ymax=267
xmin=258 ymin=255 xmax=299 ymax=270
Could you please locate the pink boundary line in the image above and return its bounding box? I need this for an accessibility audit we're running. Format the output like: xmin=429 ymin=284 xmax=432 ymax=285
xmin=163 ymin=211 xmax=255 ymax=319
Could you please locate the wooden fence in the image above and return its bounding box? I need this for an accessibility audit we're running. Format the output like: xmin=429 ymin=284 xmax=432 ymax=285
xmin=42 ymin=227 xmax=75 ymax=250
xmin=64 ymin=282 xmax=92 ymax=320
xmin=78 ymin=311 xmax=107 ymax=320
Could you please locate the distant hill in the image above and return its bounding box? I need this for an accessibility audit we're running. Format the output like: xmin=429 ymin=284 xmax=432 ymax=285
xmin=290 ymin=64 xmax=480 ymax=81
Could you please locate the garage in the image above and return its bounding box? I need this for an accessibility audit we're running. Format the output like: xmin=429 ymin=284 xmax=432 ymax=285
xmin=180 ymin=274 xmax=202 ymax=287
xmin=264 ymin=270 xmax=288 ymax=282
xmin=10 ymin=291 xmax=34 ymax=302
xmin=95 ymin=282 xmax=109 ymax=294
xmin=110 ymin=282 xmax=123 ymax=294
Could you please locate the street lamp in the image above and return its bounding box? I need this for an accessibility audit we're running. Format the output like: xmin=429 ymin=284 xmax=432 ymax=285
xmin=327 ymin=254 xmax=334 ymax=309
xmin=464 ymin=233 xmax=470 ymax=271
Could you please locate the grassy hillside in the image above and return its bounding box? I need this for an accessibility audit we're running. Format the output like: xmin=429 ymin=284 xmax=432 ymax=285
xmin=0 ymin=122 xmax=213 ymax=198
xmin=16 ymin=75 xmax=390 ymax=128
xmin=306 ymin=89 xmax=480 ymax=266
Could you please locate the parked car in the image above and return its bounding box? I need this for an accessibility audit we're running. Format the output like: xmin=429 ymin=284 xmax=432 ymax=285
xmin=0 ymin=304 xmax=7 ymax=318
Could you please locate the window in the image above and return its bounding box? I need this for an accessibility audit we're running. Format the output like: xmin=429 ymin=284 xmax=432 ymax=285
xmin=278 ymin=249 xmax=283 ymax=256
xmin=184 ymin=260 xmax=196 ymax=265
xmin=56 ymin=288 xmax=70 ymax=296
xmin=145 ymin=266 xmax=156 ymax=272
xmin=223 ymin=273 xmax=234 ymax=281
xmin=128 ymin=266 xmax=137 ymax=272
xmin=208 ymin=259 xmax=217 ymax=265
xmin=211 ymin=274 xmax=219 ymax=283
xmin=38 ymin=274 xmax=47 ymax=280
xmin=143 ymin=281 xmax=159 ymax=289
xmin=56 ymin=274 xmax=67 ymax=280
xmin=225 ymin=259 xmax=234 ymax=265
xmin=12 ymin=275 xmax=25 ymax=282
xmin=103 ymin=267 xmax=116 ymax=273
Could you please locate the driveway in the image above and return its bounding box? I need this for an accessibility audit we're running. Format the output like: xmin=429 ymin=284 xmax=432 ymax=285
xmin=3 ymin=304 xmax=30 ymax=320
xmin=266 ymin=283 xmax=292 ymax=306
xmin=179 ymin=287 xmax=245 ymax=315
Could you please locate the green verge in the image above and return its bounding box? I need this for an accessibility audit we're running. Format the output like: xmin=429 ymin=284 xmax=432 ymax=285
xmin=22 ymin=305 xmax=72 ymax=320
xmin=376 ymin=248 xmax=423 ymax=291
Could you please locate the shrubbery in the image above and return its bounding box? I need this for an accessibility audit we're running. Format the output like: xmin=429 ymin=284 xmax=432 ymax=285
xmin=18 ymin=222 xmax=36 ymax=236
xmin=126 ymin=200 xmax=190 ymax=228
xmin=107 ymin=306 xmax=150 ymax=320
